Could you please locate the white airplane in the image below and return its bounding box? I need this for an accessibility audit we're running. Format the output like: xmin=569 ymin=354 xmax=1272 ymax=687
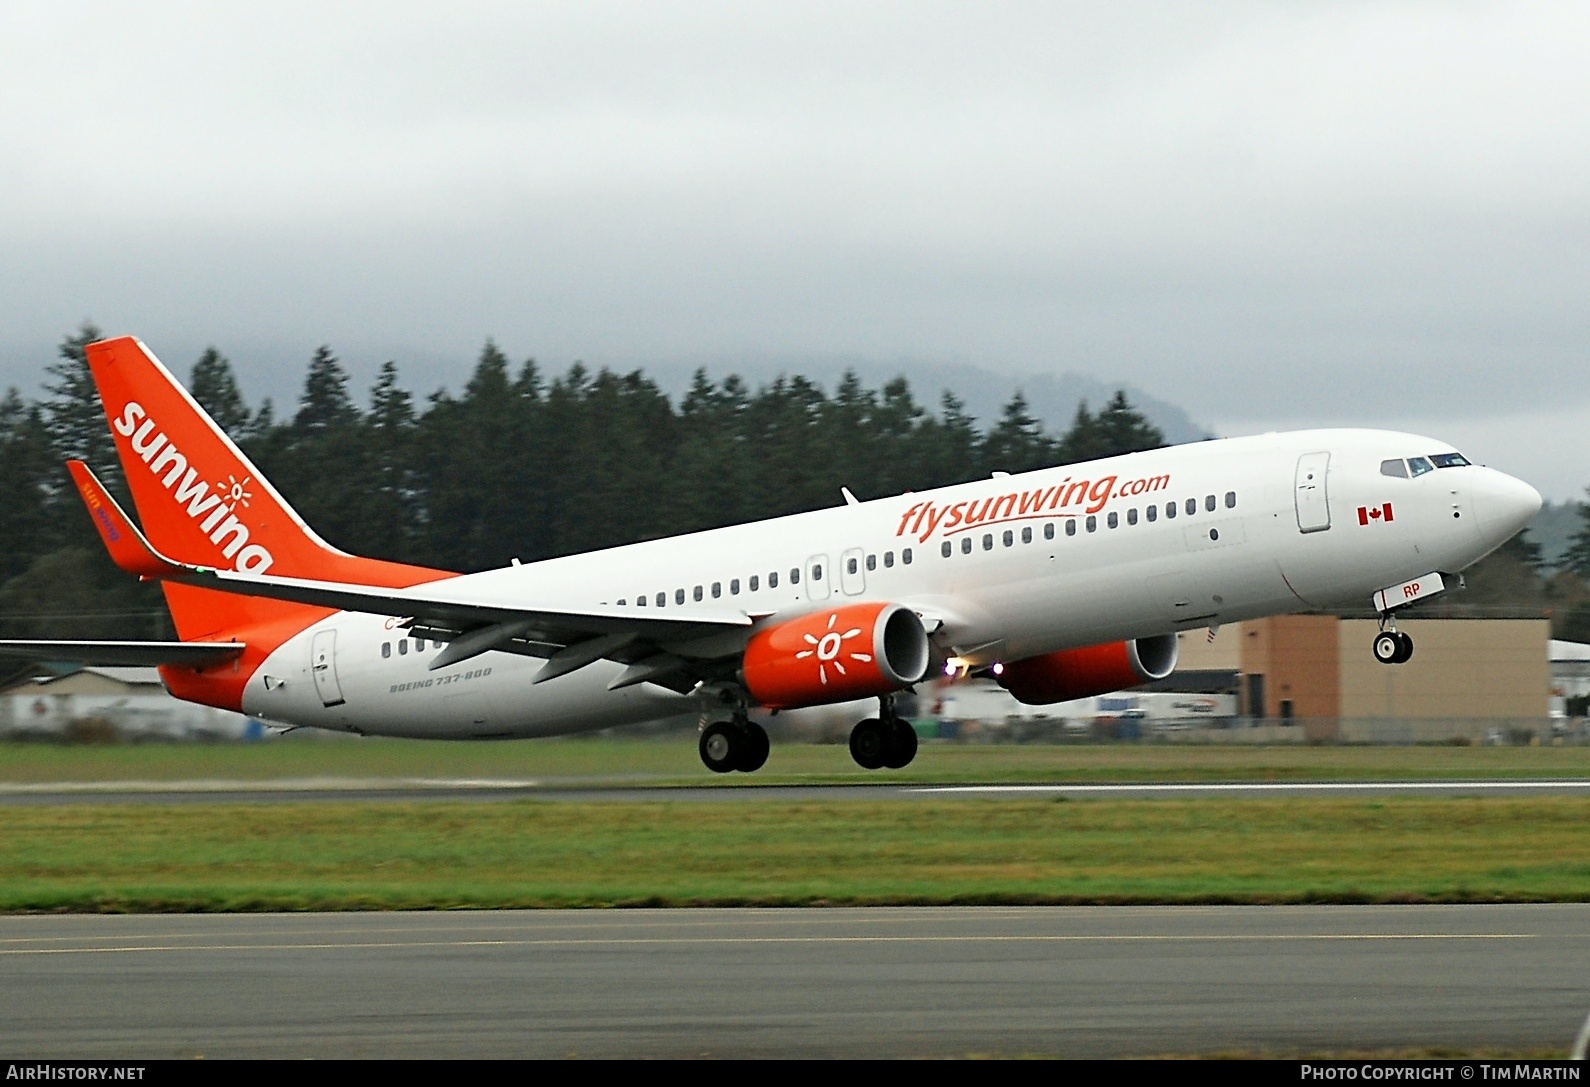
xmin=0 ymin=337 xmax=1542 ymax=772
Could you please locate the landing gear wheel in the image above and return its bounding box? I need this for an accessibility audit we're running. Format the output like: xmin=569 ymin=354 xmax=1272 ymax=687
xmin=882 ymin=718 xmax=918 ymax=769
xmin=699 ymin=721 xmax=740 ymax=774
xmin=849 ymin=718 xmax=889 ymax=770
xmin=1373 ymin=631 xmax=1401 ymax=665
xmin=1393 ymin=631 xmax=1414 ymax=664
xmin=734 ymin=721 xmax=770 ymax=773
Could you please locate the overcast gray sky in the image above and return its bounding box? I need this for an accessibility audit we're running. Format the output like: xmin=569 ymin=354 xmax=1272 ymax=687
xmin=3 ymin=2 xmax=1587 ymax=497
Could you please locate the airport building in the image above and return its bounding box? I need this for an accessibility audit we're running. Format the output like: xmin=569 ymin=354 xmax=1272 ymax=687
xmin=1171 ymin=615 xmax=1557 ymax=741
xmin=0 ymin=665 xmax=260 ymax=741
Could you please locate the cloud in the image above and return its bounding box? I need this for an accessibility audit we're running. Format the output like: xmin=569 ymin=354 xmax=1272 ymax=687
xmin=2 ymin=1 xmax=1587 ymax=491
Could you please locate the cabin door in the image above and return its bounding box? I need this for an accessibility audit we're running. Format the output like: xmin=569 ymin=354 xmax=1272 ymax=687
xmin=310 ymin=629 xmax=346 ymax=707
xmin=1294 ymin=452 xmax=1332 ymax=533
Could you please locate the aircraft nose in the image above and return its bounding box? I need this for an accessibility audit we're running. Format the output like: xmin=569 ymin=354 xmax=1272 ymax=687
xmin=1468 ymin=468 xmax=1542 ymax=545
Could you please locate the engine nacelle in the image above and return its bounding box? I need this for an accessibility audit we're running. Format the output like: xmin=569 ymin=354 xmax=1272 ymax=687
xmin=743 ymin=602 xmax=930 ymax=710
xmin=995 ymin=634 xmax=1179 ymax=706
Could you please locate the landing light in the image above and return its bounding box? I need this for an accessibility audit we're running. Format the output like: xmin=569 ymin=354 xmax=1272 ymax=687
xmin=991 ymin=662 xmax=1005 ymax=676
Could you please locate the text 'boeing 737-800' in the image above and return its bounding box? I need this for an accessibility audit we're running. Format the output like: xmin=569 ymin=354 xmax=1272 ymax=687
xmin=0 ymin=337 xmax=1542 ymax=772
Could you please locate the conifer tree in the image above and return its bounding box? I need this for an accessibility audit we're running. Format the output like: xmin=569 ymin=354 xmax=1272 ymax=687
xmin=293 ymin=346 xmax=359 ymax=432
xmin=42 ymin=322 xmax=116 ymax=484
xmin=981 ymin=391 xmax=1052 ymax=475
xmin=188 ymin=347 xmax=251 ymax=438
xmin=1563 ymin=491 xmax=1590 ymax=579
xmin=0 ymin=391 xmax=56 ymax=583
xmin=1093 ymin=389 xmax=1165 ymax=457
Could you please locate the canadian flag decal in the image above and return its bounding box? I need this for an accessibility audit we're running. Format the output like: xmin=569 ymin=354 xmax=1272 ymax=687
xmin=1357 ymin=502 xmax=1394 ymax=525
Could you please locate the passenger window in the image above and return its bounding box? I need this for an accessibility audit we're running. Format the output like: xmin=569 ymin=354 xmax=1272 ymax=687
xmin=382 ymin=642 xmax=391 ymax=659
xmin=865 ymin=554 xmax=876 ymax=572
xmin=961 ymin=537 xmax=973 ymax=554
xmin=1205 ymin=494 xmax=1216 ymax=512
xmin=846 ymin=558 xmax=857 ymax=575
xmin=982 ymin=533 xmax=993 ymax=551
xmin=676 ymin=589 xmax=686 ymax=605
xmin=751 ymin=575 xmax=760 ymax=591
xmin=1065 ymin=520 xmax=1077 ymax=536
xmin=1086 ymin=515 xmax=1097 ymax=532
xmin=1127 ymin=508 xmax=1137 ymax=526
xmin=1225 ymin=491 xmax=1236 ymax=508
xmin=1380 ymin=459 xmax=1409 ymax=479
xmin=942 ymin=541 xmax=953 ymax=558
xmin=1107 ymin=512 xmax=1118 ymax=529
xmin=637 ymin=595 xmax=647 ymax=607
xmin=656 ymin=592 xmax=666 ymax=607
xmin=617 ymin=599 xmax=627 ymax=606
xmin=792 ymin=568 xmax=801 ymax=585
xmin=1044 ymin=523 xmax=1055 ymax=540
xmin=884 ymin=551 xmax=895 ymax=568
xmin=1166 ymin=501 xmax=1176 ymax=519
xmin=693 ymin=586 xmax=703 ymax=602
xmin=769 ymin=572 xmax=779 ymax=588
xmin=1408 ymin=457 xmax=1434 ymax=477
xmin=1022 ymin=526 xmax=1032 ymax=544
xmin=711 ymin=582 xmax=721 ymax=599
xmin=413 ymin=639 xmax=423 ymax=653
xmin=1147 ymin=505 xmax=1157 ymax=522
xmin=1002 ymin=530 xmax=1013 ymax=547
xmin=1185 ymin=498 xmax=1197 ymax=516
xmin=730 ymin=579 xmax=740 ymax=595
xmin=902 ymin=548 xmax=912 ymax=564
xmin=398 ymin=640 xmax=408 ymax=656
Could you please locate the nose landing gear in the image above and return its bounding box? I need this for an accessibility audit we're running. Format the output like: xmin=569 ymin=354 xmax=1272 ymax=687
xmin=848 ymin=696 xmax=919 ymax=770
xmin=1372 ymin=625 xmax=1414 ymax=665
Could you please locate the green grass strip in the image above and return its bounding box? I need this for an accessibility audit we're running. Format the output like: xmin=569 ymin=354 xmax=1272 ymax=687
xmin=4 ymin=796 xmax=1589 ymax=912
xmin=3 ymin=738 xmax=1590 ymax=785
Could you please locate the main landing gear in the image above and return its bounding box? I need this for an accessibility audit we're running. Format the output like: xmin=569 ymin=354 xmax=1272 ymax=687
xmin=699 ymin=716 xmax=770 ymax=774
xmin=848 ymin=696 xmax=919 ymax=770
xmin=1373 ymin=622 xmax=1414 ymax=665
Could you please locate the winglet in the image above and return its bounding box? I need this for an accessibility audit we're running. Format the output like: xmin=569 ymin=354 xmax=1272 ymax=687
xmin=67 ymin=460 xmax=193 ymax=579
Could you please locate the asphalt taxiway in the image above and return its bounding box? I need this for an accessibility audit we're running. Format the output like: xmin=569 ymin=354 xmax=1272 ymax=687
xmin=1 ymin=905 xmax=1584 ymax=1058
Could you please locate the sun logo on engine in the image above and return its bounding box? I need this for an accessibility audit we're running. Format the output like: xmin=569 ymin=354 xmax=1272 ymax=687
xmin=796 ymin=613 xmax=873 ymax=684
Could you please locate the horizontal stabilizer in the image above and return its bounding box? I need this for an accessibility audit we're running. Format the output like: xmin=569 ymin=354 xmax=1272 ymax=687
xmin=0 ymin=640 xmax=244 ymax=667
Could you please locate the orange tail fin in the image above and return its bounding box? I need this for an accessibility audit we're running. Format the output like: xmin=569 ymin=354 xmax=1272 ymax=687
xmin=85 ymin=336 xmax=450 ymax=641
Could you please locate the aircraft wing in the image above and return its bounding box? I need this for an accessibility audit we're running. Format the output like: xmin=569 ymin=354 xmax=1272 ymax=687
xmin=67 ymin=460 xmax=752 ymax=688
xmin=0 ymin=640 xmax=244 ymax=667
xmin=185 ymin=567 xmax=750 ymax=638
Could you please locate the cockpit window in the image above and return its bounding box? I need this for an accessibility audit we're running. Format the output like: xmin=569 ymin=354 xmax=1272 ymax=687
xmin=1407 ymin=456 xmax=1435 ymax=477
xmin=1380 ymin=459 xmax=1409 ymax=478
xmin=1429 ymin=452 xmax=1470 ymax=469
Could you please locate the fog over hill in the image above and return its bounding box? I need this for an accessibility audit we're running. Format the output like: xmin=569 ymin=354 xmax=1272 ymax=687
xmin=634 ymin=355 xmax=1210 ymax=447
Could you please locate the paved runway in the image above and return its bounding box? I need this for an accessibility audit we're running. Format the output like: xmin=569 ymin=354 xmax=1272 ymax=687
xmin=3 ymin=777 xmax=1590 ymax=805
xmin=1 ymin=905 xmax=1585 ymax=1057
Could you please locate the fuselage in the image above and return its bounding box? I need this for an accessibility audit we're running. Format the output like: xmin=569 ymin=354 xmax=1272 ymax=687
xmin=240 ymin=428 xmax=1541 ymax=739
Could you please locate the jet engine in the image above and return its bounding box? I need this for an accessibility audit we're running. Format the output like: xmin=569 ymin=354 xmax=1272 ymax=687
xmin=743 ymin=602 xmax=930 ymax=709
xmin=995 ymin=634 xmax=1179 ymax=705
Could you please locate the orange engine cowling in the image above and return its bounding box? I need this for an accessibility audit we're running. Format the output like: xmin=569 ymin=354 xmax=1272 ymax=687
xmin=995 ymin=634 xmax=1179 ymax=706
xmin=743 ymin=602 xmax=930 ymax=710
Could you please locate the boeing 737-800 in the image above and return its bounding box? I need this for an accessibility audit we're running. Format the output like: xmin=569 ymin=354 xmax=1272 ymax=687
xmin=0 ymin=337 xmax=1542 ymax=772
